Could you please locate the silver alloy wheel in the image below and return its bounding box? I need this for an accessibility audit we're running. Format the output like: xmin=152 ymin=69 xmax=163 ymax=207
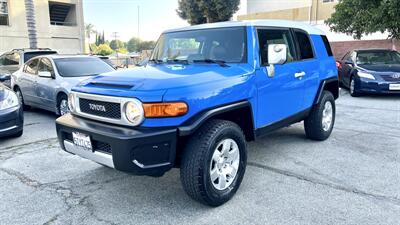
xmin=59 ymin=99 xmax=70 ymax=116
xmin=350 ymin=78 xmax=355 ymax=94
xmin=209 ymin=138 xmax=240 ymax=191
xmin=322 ymin=101 xmax=333 ymax=131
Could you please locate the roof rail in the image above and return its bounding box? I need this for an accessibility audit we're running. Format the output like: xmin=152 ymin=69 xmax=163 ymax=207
xmin=11 ymin=48 xmax=53 ymax=51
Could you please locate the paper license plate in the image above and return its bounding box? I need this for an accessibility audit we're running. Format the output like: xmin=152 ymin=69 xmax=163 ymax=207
xmin=389 ymin=84 xmax=400 ymax=90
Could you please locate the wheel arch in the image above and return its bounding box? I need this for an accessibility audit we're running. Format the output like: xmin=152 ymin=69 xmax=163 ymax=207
xmin=314 ymin=77 xmax=339 ymax=105
xmin=178 ymin=101 xmax=255 ymax=142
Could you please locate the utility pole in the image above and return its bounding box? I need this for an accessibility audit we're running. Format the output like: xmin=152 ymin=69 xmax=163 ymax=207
xmin=111 ymin=32 xmax=119 ymax=42
xmin=137 ymin=5 xmax=140 ymax=39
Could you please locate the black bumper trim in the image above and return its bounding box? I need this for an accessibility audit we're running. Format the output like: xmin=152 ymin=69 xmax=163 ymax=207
xmin=56 ymin=114 xmax=177 ymax=176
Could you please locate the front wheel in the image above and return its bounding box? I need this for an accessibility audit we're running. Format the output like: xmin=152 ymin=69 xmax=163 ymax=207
xmin=180 ymin=119 xmax=247 ymax=206
xmin=15 ymin=88 xmax=30 ymax=110
xmin=304 ymin=91 xmax=336 ymax=141
xmin=349 ymin=76 xmax=361 ymax=97
xmin=57 ymin=95 xmax=70 ymax=116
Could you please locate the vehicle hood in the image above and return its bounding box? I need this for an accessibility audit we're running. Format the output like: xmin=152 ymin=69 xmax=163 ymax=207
xmin=72 ymin=64 xmax=253 ymax=101
xmin=358 ymin=64 xmax=400 ymax=73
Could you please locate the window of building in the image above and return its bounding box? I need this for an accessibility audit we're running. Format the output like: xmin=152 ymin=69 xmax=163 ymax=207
xmin=49 ymin=1 xmax=77 ymax=26
xmin=257 ymin=29 xmax=296 ymax=65
xmin=294 ymin=30 xmax=315 ymax=60
xmin=0 ymin=0 xmax=9 ymax=26
xmin=322 ymin=0 xmax=336 ymax=3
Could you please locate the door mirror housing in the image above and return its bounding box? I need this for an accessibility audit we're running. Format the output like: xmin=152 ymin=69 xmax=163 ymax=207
xmin=38 ymin=71 xmax=52 ymax=78
xmin=266 ymin=44 xmax=287 ymax=77
xmin=268 ymin=44 xmax=287 ymax=65
xmin=344 ymin=60 xmax=354 ymax=66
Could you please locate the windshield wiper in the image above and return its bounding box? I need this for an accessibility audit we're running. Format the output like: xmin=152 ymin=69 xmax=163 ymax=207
xmin=166 ymin=59 xmax=189 ymax=65
xmin=149 ymin=59 xmax=163 ymax=64
xmin=193 ymin=59 xmax=230 ymax=67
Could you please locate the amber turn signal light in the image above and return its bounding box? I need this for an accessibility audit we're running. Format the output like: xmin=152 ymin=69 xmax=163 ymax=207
xmin=143 ymin=102 xmax=188 ymax=118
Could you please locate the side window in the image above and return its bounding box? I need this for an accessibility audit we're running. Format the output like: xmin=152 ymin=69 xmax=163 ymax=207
xmin=294 ymin=30 xmax=314 ymax=60
xmin=25 ymin=59 xmax=39 ymax=75
xmin=38 ymin=58 xmax=54 ymax=75
xmin=0 ymin=54 xmax=5 ymax=66
xmin=257 ymin=29 xmax=296 ymax=65
xmin=321 ymin=35 xmax=333 ymax=56
xmin=2 ymin=52 xmax=19 ymax=65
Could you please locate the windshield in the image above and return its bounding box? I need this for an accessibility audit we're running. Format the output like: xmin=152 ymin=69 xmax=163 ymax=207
xmin=151 ymin=27 xmax=247 ymax=64
xmin=54 ymin=57 xmax=115 ymax=77
xmin=356 ymin=51 xmax=400 ymax=65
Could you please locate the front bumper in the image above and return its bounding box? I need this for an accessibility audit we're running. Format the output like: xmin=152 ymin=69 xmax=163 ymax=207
xmin=0 ymin=106 xmax=23 ymax=138
xmin=56 ymin=114 xmax=177 ymax=176
xmin=357 ymin=78 xmax=400 ymax=94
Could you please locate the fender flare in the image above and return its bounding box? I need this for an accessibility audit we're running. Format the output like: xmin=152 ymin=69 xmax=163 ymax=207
xmin=178 ymin=101 xmax=252 ymax=136
xmin=314 ymin=77 xmax=339 ymax=105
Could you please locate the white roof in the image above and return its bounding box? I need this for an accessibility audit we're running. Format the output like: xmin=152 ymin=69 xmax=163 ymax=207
xmin=165 ymin=20 xmax=325 ymax=35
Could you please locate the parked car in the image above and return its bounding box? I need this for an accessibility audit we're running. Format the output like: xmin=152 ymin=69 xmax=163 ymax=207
xmin=337 ymin=49 xmax=400 ymax=96
xmin=0 ymin=48 xmax=58 ymax=87
xmin=0 ymin=74 xmax=23 ymax=138
xmin=55 ymin=20 xmax=338 ymax=206
xmin=11 ymin=55 xmax=115 ymax=116
xmin=95 ymin=56 xmax=117 ymax=69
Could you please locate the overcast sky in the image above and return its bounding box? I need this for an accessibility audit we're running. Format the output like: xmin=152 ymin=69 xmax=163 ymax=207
xmin=83 ymin=0 xmax=189 ymax=42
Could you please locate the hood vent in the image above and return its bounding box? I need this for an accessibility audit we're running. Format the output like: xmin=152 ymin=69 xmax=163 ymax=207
xmin=88 ymin=82 xmax=134 ymax=89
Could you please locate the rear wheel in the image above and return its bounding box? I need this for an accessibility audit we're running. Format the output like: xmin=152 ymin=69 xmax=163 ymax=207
xmin=304 ymin=91 xmax=336 ymax=141
xmin=180 ymin=119 xmax=247 ymax=206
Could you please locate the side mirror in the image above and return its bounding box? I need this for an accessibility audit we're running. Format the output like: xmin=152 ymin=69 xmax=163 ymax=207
xmin=38 ymin=71 xmax=52 ymax=78
xmin=267 ymin=44 xmax=287 ymax=77
xmin=0 ymin=73 xmax=11 ymax=82
xmin=344 ymin=60 xmax=354 ymax=66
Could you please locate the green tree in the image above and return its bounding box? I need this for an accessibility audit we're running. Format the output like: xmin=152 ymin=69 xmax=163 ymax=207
xmin=127 ymin=37 xmax=141 ymax=52
xmin=177 ymin=0 xmax=240 ymax=25
xmin=85 ymin=23 xmax=96 ymax=41
xmin=138 ymin=41 xmax=156 ymax=51
xmin=95 ymin=44 xmax=113 ymax=56
xmin=117 ymin=48 xmax=128 ymax=54
xmin=109 ymin=39 xmax=124 ymax=50
xmin=326 ymin=0 xmax=400 ymax=39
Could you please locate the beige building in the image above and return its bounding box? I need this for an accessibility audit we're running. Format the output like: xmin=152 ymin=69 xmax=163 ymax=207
xmin=236 ymin=0 xmax=398 ymax=58
xmin=0 ymin=0 xmax=85 ymax=54
xmin=238 ymin=0 xmax=337 ymax=24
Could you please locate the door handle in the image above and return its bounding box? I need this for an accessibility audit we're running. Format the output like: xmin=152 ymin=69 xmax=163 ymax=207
xmin=294 ymin=71 xmax=306 ymax=78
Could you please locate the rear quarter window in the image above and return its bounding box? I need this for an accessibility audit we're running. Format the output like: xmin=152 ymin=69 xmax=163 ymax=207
xmin=321 ymin=35 xmax=333 ymax=57
xmin=294 ymin=30 xmax=314 ymax=60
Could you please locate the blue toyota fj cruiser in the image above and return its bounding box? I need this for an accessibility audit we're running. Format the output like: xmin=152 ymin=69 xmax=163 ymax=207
xmin=56 ymin=20 xmax=338 ymax=206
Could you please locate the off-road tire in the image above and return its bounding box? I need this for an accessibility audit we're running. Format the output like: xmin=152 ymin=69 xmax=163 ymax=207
xmin=304 ymin=91 xmax=336 ymax=141
xmin=180 ymin=119 xmax=247 ymax=206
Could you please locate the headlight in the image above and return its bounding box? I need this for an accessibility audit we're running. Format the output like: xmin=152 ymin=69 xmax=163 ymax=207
xmin=0 ymin=90 xmax=19 ymax=110
xmin=68 ymin=93 xmax=76 ymax=112
xmin=358 ymin=71 xmax=375 ymax=80
xmin=124 ymin=99 xmax=144 ymax=126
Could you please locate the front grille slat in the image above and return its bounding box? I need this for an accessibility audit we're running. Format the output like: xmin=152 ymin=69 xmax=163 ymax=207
xmin=382 ymin=75 xmax=400 ymax=82
xmin=79 ymin=98 xmax=121 ymax=119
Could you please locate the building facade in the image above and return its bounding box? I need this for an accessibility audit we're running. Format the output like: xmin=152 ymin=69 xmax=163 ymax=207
xmin=237 ymin=0 xmax=399 ymax=59
xmin=0 ymin=0 xmax=85 ymax=54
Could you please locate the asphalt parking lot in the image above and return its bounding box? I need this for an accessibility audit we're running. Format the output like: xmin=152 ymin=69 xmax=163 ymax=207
xmin=0 ymin=89 xmax=399 ymax=225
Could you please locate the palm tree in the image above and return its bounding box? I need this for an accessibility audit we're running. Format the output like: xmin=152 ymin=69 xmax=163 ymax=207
xmin=24 ymin=0 xmax=37 ymax=49
xmin=85 ymin=23 xmax=96 ymax=41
